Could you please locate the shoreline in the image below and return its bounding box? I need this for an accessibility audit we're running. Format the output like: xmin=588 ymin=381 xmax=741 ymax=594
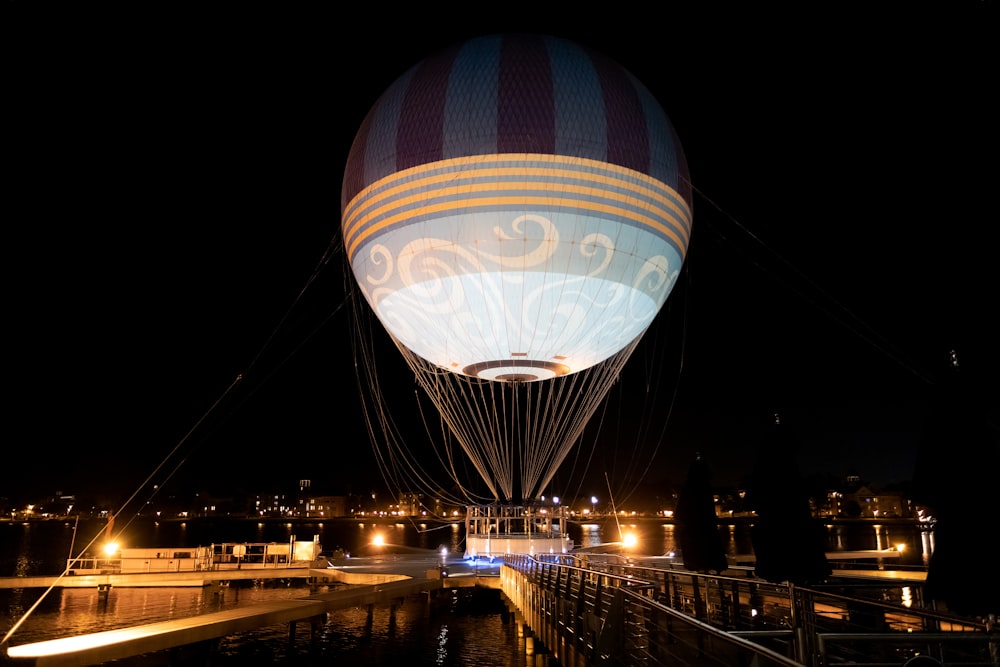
xmin=1 ymin=514 xmax=931 ymax=527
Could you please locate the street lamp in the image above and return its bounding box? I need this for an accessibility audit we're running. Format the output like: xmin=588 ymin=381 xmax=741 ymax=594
xmin=591 ymin=496 xmax=598 ymax=516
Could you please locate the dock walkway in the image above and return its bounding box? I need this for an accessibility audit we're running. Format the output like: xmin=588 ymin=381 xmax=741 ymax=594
xmin=4 ymin=555 xmax=964 ymax=667
xmin=4 ymin=578 xmax=453 ymax=667
xmin=2 ymin=557 xmax=502 ymax=667
xmin=0 ymin=567 xmax=314 ymax=589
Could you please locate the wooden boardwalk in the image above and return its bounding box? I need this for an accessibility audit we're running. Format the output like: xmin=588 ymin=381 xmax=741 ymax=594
xmin=2 ymin=553 xmax=957 ymax=667
xmin=3 ymin=573 xmax=499 ymax=667
xmin=0 ymin=567 xmax=314 ymax=589
xmin=1 ymin=557 xmax=502 ymax=667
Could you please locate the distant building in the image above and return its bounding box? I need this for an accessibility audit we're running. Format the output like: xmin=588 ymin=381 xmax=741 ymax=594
xmin=397 ymin=492 xmax=423 ymax=516
xmin=822 ymin=484 xmax=909 ymax=519
xmin=255 ymin=492 xmax=294 ymax=517
xmin=714 ymin=487 xmax=750 ymax=517
xmin=299 ymin=496 xmax=348 ymax=518
xmin=845 ymin=486 xmax=907 ymax=518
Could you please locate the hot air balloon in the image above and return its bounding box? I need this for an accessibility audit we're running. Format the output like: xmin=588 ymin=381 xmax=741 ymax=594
xmin=342 ymin=34 xmax=692 ymax=550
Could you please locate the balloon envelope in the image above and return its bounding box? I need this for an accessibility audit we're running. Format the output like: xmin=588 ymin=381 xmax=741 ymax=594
xmin=342 ymin=34 xmax=692 ymax=382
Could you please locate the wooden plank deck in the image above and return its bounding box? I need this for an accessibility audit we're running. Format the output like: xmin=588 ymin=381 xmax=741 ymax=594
xmin=0 ymin=567 xmax=315 ymax=589
xmin=3 ymin=577 xmax=459 ymax=667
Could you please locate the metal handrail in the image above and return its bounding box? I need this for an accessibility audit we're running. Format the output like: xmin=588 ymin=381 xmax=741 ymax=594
xmin=504 ymin=553 xmax=808 ymax=666
xmin=504 ymin=552 xmax=998 ymax=667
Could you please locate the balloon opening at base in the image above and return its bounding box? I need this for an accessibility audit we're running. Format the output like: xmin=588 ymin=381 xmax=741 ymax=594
xmin=462 ymin=359 xmax=572 ymax=382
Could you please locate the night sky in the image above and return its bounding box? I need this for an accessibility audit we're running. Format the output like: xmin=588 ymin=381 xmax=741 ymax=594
xmin=6 ymin=3 xmax=998 ymax=507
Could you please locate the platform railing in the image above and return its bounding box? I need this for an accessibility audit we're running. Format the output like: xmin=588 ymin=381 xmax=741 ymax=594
xmin=504 ymin=553 xmax=998 ymax=667
xmin=503 ymin=553 xmax=806 ymax=666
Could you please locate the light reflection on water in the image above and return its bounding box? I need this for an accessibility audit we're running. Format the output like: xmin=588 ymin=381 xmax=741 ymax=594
xmin=214 ymin=588 xmax=529 ymax=666
xmin=574 ymin=519 xmax=754 ymax=561
xmin=2 ymin=580 xmax=312 ymax=645
xmin=2 ymin=584 xmax=528 ymax=667
xmin=574 ymin=519 xmax=930 ymax=568
xmin=1 ymin=520 xmax=529 ymax=666
xmin=1 ymin=517 xmax=933 ymax=665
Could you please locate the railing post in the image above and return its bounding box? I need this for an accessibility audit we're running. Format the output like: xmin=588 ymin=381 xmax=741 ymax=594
xmin=670 ymin=571 xmax=682 ymax=611
xmin=986 ymin=614 xmax=998 ymax=667
xmin=788 ymin=583 xmax=811 ymax=666
xmin=749 ymin=581 xmax=763 ymax=629
xmin=728 ymin=579 xmax=740 ymax=628
xmin=692 ymin=574 xmax=706 ymax=621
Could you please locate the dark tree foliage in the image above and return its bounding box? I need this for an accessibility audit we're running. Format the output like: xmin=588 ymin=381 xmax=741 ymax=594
xmin=747 ymin=415 xmax=831 ymax=585
xmin=912 ymin=351 xmax=1000 ymax=618
xmin=674 ymin=455 xmax=728 ymax=573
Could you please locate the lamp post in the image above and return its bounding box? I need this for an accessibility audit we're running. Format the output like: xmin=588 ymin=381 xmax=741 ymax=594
xmin=591 ymin=496 xmax=598 ymax=517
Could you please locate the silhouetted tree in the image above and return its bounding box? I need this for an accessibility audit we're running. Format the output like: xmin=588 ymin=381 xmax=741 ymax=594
xmin=841 ymin=499 xmax=862 ymax=518
xmin=912 ymin=350 xmax=1000 ymax=618
xmin=674 ymin=454 xmax=728 ymax=573
xmin=746 ymin=414 xmax=831 ymax=585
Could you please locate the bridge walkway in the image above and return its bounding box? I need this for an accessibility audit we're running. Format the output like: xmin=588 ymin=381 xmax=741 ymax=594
xmin=2 ymin=557 xmax=500 ymax=667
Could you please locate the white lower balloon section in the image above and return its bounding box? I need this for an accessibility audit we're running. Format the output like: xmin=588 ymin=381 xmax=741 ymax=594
xmin=378 ymin=271 xmax=657 ymax=380
xmin=352 ymin=209 xmax=681 ymax=381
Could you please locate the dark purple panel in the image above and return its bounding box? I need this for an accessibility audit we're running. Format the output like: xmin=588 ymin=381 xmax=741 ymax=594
xmin=592 ymin=52 xmax=649 ymax=173
xmin=341 ymin=109 xmax=375 ymax=212
xmin=497 ymin=34 xmax=555 ymax=154
xmin=396 ymin=43 xmax=462 ymax=171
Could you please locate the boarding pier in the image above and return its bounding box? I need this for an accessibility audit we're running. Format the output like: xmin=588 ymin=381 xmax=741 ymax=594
xmin=498 ymin=553 xmax=995 ymax=667
xmin=3 ymin=552 xmax=997 ymax=667
xmin=2 ymin=555 xmax=501 ymax=667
